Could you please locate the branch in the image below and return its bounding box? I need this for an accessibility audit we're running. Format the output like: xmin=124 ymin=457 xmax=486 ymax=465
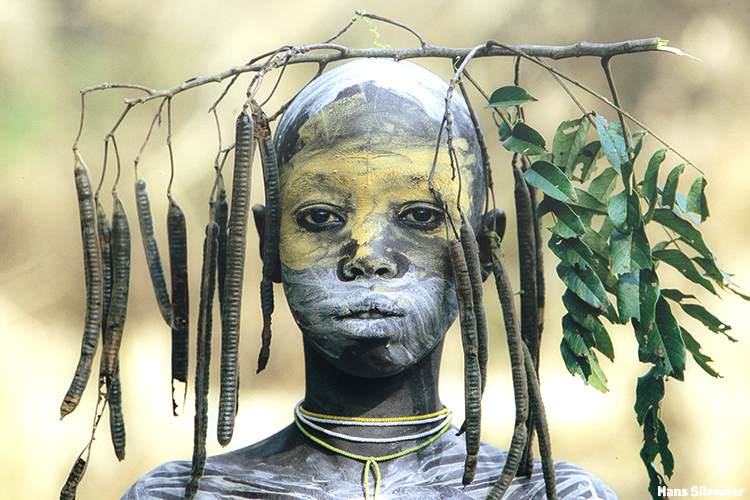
xmin=108 ymin=38 xmax=675 ymax=106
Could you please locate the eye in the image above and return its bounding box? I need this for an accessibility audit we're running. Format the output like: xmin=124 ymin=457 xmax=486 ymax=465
xmin=296 ymin=206 xmax=344 ymax=232
xmin=398 ymin=205 xmax=443 ymax=230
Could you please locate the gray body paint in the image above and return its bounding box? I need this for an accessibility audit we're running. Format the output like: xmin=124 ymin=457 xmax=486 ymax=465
xmin=122 ymin=428 xmax=618 ymax=500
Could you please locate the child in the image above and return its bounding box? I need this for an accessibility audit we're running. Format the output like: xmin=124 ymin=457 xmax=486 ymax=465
xmin=123 ymin=58 xmax=617 ymax=500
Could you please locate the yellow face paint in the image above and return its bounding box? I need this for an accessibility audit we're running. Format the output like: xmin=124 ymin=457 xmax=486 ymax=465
xmin=278 ymin=137 xmax=480 ymax=377
xmin=279 ymin=139 xmax=477 ymax=272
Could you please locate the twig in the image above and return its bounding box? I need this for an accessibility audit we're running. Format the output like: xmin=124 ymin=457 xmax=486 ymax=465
xmin=485 ymin=40 xmax=704 ymax=175
xmin=110 ymin=39 xmax=671 ymax=107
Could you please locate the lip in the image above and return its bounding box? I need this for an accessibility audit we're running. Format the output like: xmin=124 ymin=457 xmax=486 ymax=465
xmin=337 ymin=308 xmax=403 ymax=320
xmin=332 ymin=296 xmax=407 ymax=321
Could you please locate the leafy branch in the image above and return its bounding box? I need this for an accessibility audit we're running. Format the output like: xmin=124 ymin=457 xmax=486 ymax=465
xmin=486 ymin=82 xmax=747 ymax=497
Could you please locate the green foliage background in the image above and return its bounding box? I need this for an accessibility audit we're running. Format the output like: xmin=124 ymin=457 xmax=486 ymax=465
xmin=1 ymin=1 xmax=748 ymax=499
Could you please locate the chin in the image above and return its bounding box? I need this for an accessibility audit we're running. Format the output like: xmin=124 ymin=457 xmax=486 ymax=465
xmin=308 ymin=333 xmax=438 ymax=378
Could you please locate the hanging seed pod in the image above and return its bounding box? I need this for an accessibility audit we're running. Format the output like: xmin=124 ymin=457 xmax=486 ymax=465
xmin=449 ymin=233 xmax=481 ymax=486
xmin=61 ymin=154 xmax=104 ymax=419
xmin=218 ymin=109 xmax=255 ymax=446
xmin=168 ymin=196 xmax=189 ymax=415
xmin=99 ymin=194 xmax=131 ymax=380
xmin=109 ymin=360 xmax=126 ymax=461
xmin=186 ymin=217 xmax=220 ymax=500
xmin=252 ymin=102 xmax=280 ymax=373
xmin=134 ymin=166 xmax=173 ymax=328
xmin=485 ymin=233 xmax=531 ymax=500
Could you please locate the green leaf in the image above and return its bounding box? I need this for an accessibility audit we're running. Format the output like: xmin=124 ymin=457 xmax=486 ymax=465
xmin=692 ymin=257 xmax=750 ymax=300
xmin=617 ymin=270 xmax=640 ymax=323
xmin=652 ymin=249 xmax=717 ymax=295
xmin=557 ymin=261 xmax=612 ymax=313
xmin=575 ymin=140 xmax=603 ymax=182
xmin=681 ymin=328 xmax=721 ymax=378
xmin=568 ymin=188 xmax=609 ymax=216
xmin=634 ymin=367 xmax=664 ymax=425
xmin=642 ymin=148 xmax=667 ymax=223
xmin=548 ymin=235 xmax=594 ymax=270
xmin=608 ymin=190 xmax=640 ymax=234
xmin=629 ymin=130 xmax=647 ymax=162
xmin=659 ymin=288 xmax=697 ymax=302
xmin=523 ymin=160 xmax=577 ymax=202
xmin=581 ymin=226 xmax=610 ymax=259
xmin=486 ymin=85 xmax=537 ymax=108
xmin=651 ymin=209 xmax=716 ymax=261
xmin=635 ymin=367 xmax=673 ymax=497
xmin=610 ymin=227 xmax=652 ymax=276
xmin=586 ymin=350 xmax=609 ymax=393
xmin=661 ymin=163 xmax=685 ymax=209
xmin=679 ymin=303 xmax=735 ymax=340
xmin=595 ymin=115 xmax=629 ymax=175
xmin=635 ymin=268 xmax=661 ymax=357
xmin=562 ymin=314 xmax=593 ymax=355
xmin=562 ymin=289 xmax=615 ymax=360
xmin=588 ymin=167 xmax=619 ymax=203
xmin=656 ymin=297 xmax=686 ymax=380
xmin=497 ymin=117 xmax=512 ymax=141
xmin=686 ymin=176 xmax=709 ymax=222
xmin=503 ymin=122 xmax=546 ymax=156
xmin=537 ymin=196 xmax=586 ymax=238
xmin=560 ymin=336 xmax=585 ymax=378
xmin=560 ymin=317 xmax=609 ymax=392
xmin=552 ymin=118 xmax=584 ymax=170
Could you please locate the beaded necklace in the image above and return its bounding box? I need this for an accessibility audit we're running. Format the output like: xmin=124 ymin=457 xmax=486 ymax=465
xmin=293 ymin=402 xmax=453 ymax=500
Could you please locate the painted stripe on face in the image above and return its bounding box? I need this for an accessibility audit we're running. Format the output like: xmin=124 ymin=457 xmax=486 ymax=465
xmin=281 ymin=263 xmax=458 ymax=377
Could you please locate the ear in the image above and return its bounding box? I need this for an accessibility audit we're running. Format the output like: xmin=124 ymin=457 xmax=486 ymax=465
xmin=252 ymin=204 xmax=283 ymax=283
xmin=476 ymin=208 xmax=506 ymax=282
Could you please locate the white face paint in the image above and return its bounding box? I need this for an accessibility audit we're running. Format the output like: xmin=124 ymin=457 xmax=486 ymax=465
xmin=274 ymin=58 xmax=484 ymax=378
xmin=282 ymin=265 xmax=458 ymax=377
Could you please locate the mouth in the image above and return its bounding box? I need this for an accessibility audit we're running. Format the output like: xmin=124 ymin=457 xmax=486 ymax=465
xmin=333 ymin=297 xmax=407 ymax=321
xmin=338 ymin=308 xmax=404 ymax=320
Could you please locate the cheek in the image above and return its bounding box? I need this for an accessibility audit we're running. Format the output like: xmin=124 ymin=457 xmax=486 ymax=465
xmin=278 ymin=215 xmax=344 ymax=271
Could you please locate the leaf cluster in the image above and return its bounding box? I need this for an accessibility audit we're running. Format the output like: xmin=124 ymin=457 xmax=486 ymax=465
xmin=487 ymin=85 xmax=747 ymax=496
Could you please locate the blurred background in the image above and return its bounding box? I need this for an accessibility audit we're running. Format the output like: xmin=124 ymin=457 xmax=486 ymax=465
xmin=1 ymin=0 xmax=749 ymax=499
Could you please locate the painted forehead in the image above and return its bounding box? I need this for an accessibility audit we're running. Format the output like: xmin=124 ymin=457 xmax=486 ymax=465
xmin=276 ymin=60 xmax=479 ymax=164
xmin=274 ymin=58 xmax=486 ymax=217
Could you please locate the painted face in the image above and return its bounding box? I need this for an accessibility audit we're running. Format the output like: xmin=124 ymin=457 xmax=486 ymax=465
xmin=274 ymin=59 xmax=484 ymax=378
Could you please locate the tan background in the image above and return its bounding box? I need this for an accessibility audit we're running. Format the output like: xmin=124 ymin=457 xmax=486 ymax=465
xmin=1 ymin=1 xmax=749 ymax=499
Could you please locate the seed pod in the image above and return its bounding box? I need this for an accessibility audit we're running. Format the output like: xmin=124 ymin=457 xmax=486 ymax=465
xmin=99 ymin=194 xmax=130 ymax=380
xmin=109 ymin=360 xmax=126 ymax=461
xmin=216 ymin=178 xmax=229 ymax=313
xmin=168 ymin=196 xmax=189 ymax=414
xmin=513 ymin=161 xmax=540 ymax=476
xmin=485 ymin=233 xmax=533 ymax=499
xmin=61 ymin=154 xmax=103 ymax=419
xmin=460 ymin=211 xmax=488 ymax=397
xmin=60 ymin=455 xmax=88 ymax=500
xmin=96 ymin=199 xmax=112 ymax=338
xmin=135 ymin=165 xmax=173 ymax=327
xmin=218 ymin=109 xmax=255 ymax=446
xmin=253 ymin=102 xmax=280 ymax=373
xmin=449 ymin=235 xmax=481 ymax=486
xmin=186 ymin=219 xmax=220 ymax=499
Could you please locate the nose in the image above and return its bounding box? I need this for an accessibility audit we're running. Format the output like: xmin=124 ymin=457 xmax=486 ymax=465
xmin=338 ymin=239 xmax=404 ymax=281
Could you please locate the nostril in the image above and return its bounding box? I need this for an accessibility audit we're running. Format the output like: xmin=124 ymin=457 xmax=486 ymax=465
xmin=375 ymin=267 xmax=392 ymax=277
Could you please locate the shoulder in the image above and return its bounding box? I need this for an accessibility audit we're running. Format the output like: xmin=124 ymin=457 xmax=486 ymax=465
xmin=472 ymin=441 xmax=619 ymax=500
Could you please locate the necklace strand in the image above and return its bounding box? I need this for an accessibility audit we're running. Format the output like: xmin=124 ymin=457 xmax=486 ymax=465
xmin=295 ymin=403 xmax=451 ymax=443
xmin=293 ymin=403 xmax=453 ymax=500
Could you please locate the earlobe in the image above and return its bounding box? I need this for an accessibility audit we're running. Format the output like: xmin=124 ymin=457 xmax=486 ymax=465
xmin=477 ymin=208 xmax=506 ymax=282
xmin=252 ymin=204 xmax=283 ymax=283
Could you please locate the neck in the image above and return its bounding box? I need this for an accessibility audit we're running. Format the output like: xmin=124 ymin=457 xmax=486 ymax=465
xmin=302 ymin=339 xmax=444 ymax=419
